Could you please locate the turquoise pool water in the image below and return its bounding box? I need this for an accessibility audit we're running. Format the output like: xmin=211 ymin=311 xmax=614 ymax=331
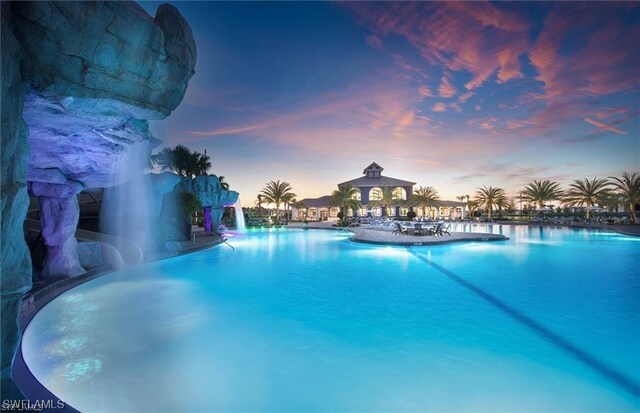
xmin=22 ymin=225 xmax=640 ymax=412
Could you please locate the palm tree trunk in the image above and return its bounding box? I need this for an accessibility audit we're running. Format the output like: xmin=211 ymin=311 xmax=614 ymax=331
xmin=630 ymin=202 xmax=636 ymax=222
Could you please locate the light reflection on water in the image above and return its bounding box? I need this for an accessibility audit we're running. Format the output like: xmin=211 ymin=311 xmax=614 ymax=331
xmin=21 ymin=226 xmax=640 ymax=412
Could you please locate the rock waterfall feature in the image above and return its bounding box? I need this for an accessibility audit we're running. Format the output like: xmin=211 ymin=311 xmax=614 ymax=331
xmin=192 ymin=175 xmax=239 ymax=232
xmin=1 ymin=1 xmax=196 ymax=398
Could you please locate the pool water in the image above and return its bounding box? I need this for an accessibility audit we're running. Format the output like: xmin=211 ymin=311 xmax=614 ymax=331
xmin=21 ymin=225 xmax=640 ymax=412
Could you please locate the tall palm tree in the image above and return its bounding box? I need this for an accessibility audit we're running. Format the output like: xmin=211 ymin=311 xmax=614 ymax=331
xmin=475 ymin=186 xmax=505 ymax=219
xmin=330 ymin=184 xmax=363 ymax=223
xmin=260 ymin=180 xmax=294 ymax=222
xmin=281 ymin=193 xmax=297 ymax=222
xmin=564 ymin=177 xmax=610 ymax=219
xmin=609 ymin=171 xmax=640 ymax=222
xmin=291 ymin=200 xmax=307 ymax=221
xmin=368 ymin=186 xmax=401 ymax=217
xmin=521 ymin=179 xmax=564 ymax=209
xmin=411 ymin=186 xmax=441 ymax=218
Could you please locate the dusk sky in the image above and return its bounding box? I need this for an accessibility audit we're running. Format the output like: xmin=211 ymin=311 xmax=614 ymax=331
xmin=139 ymin=1 xmax=639 ymax=205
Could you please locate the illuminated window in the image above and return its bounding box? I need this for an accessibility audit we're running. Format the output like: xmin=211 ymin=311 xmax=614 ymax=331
xmin=369 ymin=187 xmax=382 ymax=200
xmin=393 ymin=187 xmax=407 ymax=200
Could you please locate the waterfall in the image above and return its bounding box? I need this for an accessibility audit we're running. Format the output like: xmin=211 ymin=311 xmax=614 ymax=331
xmin=234 ymin=199 xmax=246 ymax=232
xmin=100 ymin=140 xmax=154 ymax=260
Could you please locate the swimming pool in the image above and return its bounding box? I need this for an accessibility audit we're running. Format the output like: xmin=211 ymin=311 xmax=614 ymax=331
xmin=21 ymin=225 xmax=640 ymax=411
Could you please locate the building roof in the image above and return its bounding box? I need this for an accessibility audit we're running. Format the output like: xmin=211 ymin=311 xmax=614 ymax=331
xmin=338 ymin=175 xmax=416 ymax=188
xmin=363 ymin=162 xmax=383 ymax=174
xmin=298 ymin=195 xmax=332 ymax=208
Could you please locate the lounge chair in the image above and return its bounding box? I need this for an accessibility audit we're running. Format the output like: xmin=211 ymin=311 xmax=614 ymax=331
xmin=413 ymin=223 xmax=424 ymax=236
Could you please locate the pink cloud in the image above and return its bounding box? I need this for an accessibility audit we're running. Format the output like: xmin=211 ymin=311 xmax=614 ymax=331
xmin=365 ymin=34 xmax=383 ymax=50
xmin=438 ymin=76 xmax=457 ymax=97
xmin=343 ymin=2 xmax=531 ymax=90
xmin=583 ymin=117 xmax=627 ymax=135
xmin=418 ymin=85 xmax=434 ymax=98
xmin=458 ymin=92 xmax=474 ymax=103
xmin=432 ymin=102 xmax=447 ymax=112
xmin=529 ymin=3 xmax=640 ymax=99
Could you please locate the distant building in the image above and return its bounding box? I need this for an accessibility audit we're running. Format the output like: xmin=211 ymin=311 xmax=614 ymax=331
xmin=294 ymin=162 xmax=466 ymax=221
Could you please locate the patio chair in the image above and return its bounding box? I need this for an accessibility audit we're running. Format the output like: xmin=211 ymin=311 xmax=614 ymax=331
xmin=392 ymin=222 xmax=407 ymax=235
xmin=435 ymin=223 xmax=450 ymax=236
xmin=414 ymin=223 xmax=423 ymax=236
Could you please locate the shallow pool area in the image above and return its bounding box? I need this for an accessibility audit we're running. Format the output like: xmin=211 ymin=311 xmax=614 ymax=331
xmin=21 ymin=225 xmax=640 ymax=412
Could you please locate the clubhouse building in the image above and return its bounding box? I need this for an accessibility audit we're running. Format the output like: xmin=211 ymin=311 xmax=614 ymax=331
xmin=294 ymin=162 xmax=466 ymax=221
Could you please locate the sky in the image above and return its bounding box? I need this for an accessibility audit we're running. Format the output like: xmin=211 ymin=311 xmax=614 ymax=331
xmin=139 ymin=1 xmax=639 ymax=205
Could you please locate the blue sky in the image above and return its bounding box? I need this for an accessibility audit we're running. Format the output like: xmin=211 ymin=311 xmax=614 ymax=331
xmin=139 ymin=1 xmax=639 ymax=204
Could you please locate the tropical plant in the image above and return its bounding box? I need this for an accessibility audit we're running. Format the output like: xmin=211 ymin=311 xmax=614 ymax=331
xmin=475 ymin=186 xmax=505 ymax=219
xmin=151 ymin=145 xmax=212 ymax=178
xmin=368 ymin=186 xmax=401 ymax=217
xmin=410 ymin=186 xmax=441 ymax=218
xmin=330 ymin=184 xmax=363 ymax=225
xmin=467 ymin=199 xmax=481 ymax=217
xmin=291 ymin=200 xmax=307 ymax=221
xmin=521 ymin=179 xmax=564 ymax=210
xmin=564 ymin=177 xmax=610 ymax=219
xmin=609 ymin=171 xmax=640 ymax=222
xmin=281 ymin=193 xmax=297 ymax=222
xmin=179 ymin=191 xmax=201 ymax=219
xmin=260 ymin=180 xmax=295 ymax=223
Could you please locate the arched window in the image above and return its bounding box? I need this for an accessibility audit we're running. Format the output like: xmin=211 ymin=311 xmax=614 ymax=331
xmin=351 ymin=189 xmax=361 ymax=200
xmin=393 ymin=187 xmax=407 ymax=200
xmin=369 ymin=187 xmax=382 ymax=201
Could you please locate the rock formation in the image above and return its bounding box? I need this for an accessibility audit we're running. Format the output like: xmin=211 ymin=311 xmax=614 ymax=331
xmin=1 ymin=1 xmax=196 ymax=398
xmin=192 ymin=175 xmax=239 ymax=231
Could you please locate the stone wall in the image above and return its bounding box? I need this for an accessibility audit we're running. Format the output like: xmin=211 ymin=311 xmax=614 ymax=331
xmin=1 ymin=1 xmax=196 ymax=397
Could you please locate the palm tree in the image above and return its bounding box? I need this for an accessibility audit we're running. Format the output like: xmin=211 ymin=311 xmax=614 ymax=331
xmin=281 ymin=193 xmax=297 ymax=222
xmin=150 ymin=147 xmax=175 ymax=172
xmin=330 ymin=184 xmax=363 ymax=224
xmin=609 ymin=171 xmax=640 ymax=222
xmin=260 ymin=180 xmax=294 ymax=223
xmin=564 ymin=177 xmax=610 ymax=219
xmin=368 ymin=186 xmax=401 ymax=217
xmin=467 ymin=199 xmax=480 ymax=218
xmin=521 ymin=179 xmax=564 ymax=210
xmin=218 ymin=176 xmax=230 ymax=190
xmin=291 ymin=200 xmax=307 ymax=221
xmin=411 ymin=186 xmax=441 ymax=218
xmin=475 ymin=186 xmax=505 ymax=219
xmin=151 ymin=145 xmax=211 ymax=178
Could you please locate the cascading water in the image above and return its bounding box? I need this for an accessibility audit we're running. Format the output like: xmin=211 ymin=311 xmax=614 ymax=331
xmin=234 ymin=199 xmax=246 ymax=232
xmin=100 ymin=139 xmax=154 ymax=262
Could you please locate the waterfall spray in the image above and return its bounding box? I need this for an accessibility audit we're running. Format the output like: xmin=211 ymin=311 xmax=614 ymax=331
xmin=234 ymin=199 xmax=246 ymax=232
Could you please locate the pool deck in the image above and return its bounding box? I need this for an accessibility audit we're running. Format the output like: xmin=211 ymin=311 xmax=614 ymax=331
xmin=348 ymin=227 xmax=508 ymax=245
xmin=287 ymin=222 xmax=508 ymax=245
